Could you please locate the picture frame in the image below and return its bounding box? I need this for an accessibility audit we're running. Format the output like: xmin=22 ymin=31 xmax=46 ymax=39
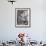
xmin=15 ymin=8 xmax=31 ymax=28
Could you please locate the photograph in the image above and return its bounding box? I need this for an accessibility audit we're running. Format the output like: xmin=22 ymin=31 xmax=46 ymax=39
xmin=15 ymin=8 xmax=31 ymax=28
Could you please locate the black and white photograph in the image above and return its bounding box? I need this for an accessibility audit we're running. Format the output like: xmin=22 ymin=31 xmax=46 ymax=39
xmin=15 ymin=8 xmax=31 ymax=28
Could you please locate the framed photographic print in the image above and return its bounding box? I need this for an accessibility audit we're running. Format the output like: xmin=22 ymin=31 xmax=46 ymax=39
xmin=15 ymin=8 xmax=31 ymax=28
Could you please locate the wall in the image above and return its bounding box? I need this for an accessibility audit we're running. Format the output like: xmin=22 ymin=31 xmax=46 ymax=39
xmin=0 ymin=0 xmax=46 ymax=42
